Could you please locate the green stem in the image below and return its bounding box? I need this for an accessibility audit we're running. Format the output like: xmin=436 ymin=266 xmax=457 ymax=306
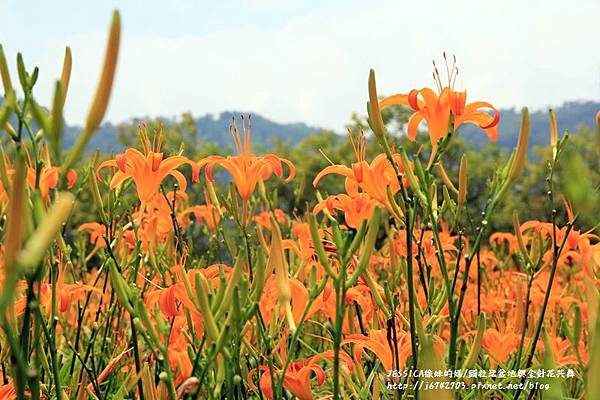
xmin=33 ymin=306 xmax=62 ymax=400
xmin=332 ymin=270 xmax=347 ymax=399
xmin=513 ymin=272 xmax=534 ymax=369
xmin=405 ymin=208 xmax=419 ymax=373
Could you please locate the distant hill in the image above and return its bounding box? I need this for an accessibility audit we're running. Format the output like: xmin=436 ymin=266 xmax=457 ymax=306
xmin=458 ymin=101 xmax=599 ymax=149
xmin=62 ymin=111 xmax=320 ymax=153
xmin=3 ymin=99 xmax=599 ymax=153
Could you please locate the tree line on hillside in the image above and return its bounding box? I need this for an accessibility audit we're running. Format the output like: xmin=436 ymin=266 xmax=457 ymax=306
xmin=103 ymin=104 xmax=600 ymax=234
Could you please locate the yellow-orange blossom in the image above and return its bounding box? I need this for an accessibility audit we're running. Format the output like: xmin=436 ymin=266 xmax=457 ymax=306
xmin=379 ymin=55 xmax=500 ymax=162
xmin=96 ymin=125 xmax=192 ymax=206
xmin=195 ymin=115 xmax=295 ymax=202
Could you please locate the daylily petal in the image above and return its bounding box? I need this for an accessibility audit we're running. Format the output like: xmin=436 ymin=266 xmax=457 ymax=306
xmin=312 ymin=165 xmax=354 ymax=187
xmin=379 ymin=93 xmax=410 ymax=109
xmin=407 ymin=112 xmax=424 ymax=142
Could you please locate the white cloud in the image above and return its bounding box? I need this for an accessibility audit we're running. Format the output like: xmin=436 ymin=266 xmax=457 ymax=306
xmin=10 ymin=0 xmax=600 ymax=131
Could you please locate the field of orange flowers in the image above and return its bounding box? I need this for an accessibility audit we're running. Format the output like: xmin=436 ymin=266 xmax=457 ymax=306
xmin=1 ymin=10 xmax=599 ymax=400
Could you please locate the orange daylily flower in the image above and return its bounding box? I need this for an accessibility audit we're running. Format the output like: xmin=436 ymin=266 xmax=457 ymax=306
xmin=168 ymin=315 xmax=197 ymax=383
xmin=313 ymin=130 xmax=408 ymax=211
xmin=343 ymin=328 xmax=445 ymax=372
xmin=27 ymin=165 xmax=77 ymax=200
xmin=145 ymin=265 xmax=234 ymax=319
xmin=249 ymin=355 xmax=333 ymax=400
xmin=0 ymin=382 xmax=16 ymax=399
xmin=181 ymin=203 xmax=224 ymax=231
xmin=391 ymin=224 xmax=458 ymax=272
xmin=145 ymin=283 xmax=187 ymax=318
xmin=481 ymin=328 xmax=522 ymax=367
xmin=96 ymin=125 xmax=192 ymax=205
xmin=195 ymin=115 xmax=295 ymax=204
xmin=79 ymin=222 xmax=107 ymax=255
xmin=253 ymin=363 xmax=324 ymax=400
xmin=0 ymin=162 xmax=76 ymax=204
xmin=280 ymin=220 xmax=325 ymax=268
xmin=489 ymin=232 xmax=519 ymax=254
xmin=133 ymin=208 xmax=175 ymax=248
xmin=537 ymin=336 xmax=580 ymax=366
xmin=379 ymin=55 xmax=499 ymax=163
xmin=342 ymin=329 xmax=405 ymax=372
xmin=259 ymin=275 xmax=313 ymax=325
xmin=520 ymin=209 xmax=598 ymax=267
xmin=254 ymin=209 xmax=287 ymax=229
xmin=314 ymin=193 xmax=376 ymax=229
xmin=37 ymin=262 xmax=101 ymax=319
xmin=314 ymin=279 xmax=382 ymax=333
xmin=26 ymin=165 xmax=77 ymax=199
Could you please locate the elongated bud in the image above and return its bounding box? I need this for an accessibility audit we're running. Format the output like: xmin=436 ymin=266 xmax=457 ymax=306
xmin=441 ymin=185 xmax=455 ymax=215
xmin=208 ymin=271 xmax=227 ymax=313
xmin=430 ymin=183 xmax=438 ymax=216
xmin=18 ymin=192 xmax=75 ymax=272
xmin=435 ymin=162 xmax=458 ymax=195
xmin=60 ymin=46 xmax=72 ymax=108
xmin=3 ymin=153 xmax=27 ymax=274
xmin=194 ymin=272 xmax=221 ymax=342
xmin=541 ymin=327 xmax=557 ymax=368
xmin=345 ymin=218 xmax=368 ymax=260
xmin=457 ymin=155 xmax=468 ymax=206
xmin=269 ymin=215 xmax=296 ymax=332
xmin=399 ymin=148 xmax=427 ymax=204
xmin=258 ymin=179 xmax=267 ymax=200
xmin=228 ymin=182 xmax=239 ymax=220
xmin=0 ymin=157 xmax=27 ymax=315
xmin=549 ymin=109 xmax=558 ymax=158
xmin=596 ymin=111 xmax=600 ymax=158
xmin=206 ymin=180 xmax=223 ymax=217
xmin=0 ymin=45 xmax=13 ymax=95
xmin=29 ymin=67 xmax=39 ymax=88
xmin=4 ymin=122 xmax=17 ymax=140
xmin=64 ymin=10 xmax=120 ymax=170
xmin=572 ymin=303 xmax=582 ymax=347
xmin=512 ymin=211 xmax=528 ymax=256
xmin=530 ymin=230 xmax=543 ymax=263
xmin=463 ymin=312 xmax=486 ymax=369
xmin=413 ymin=157 xmax=427 ymax=189
xmin=136 ymin=303 xmax=161 ymax=347
xmin=308 ymin=213 xmax=336 ymax=279
xmin=398 ymin=149 xmax=420 ymax=192
xmin=214 ymin=295 xmax=236 ymax=356
xmin=507 ymin=107 xmax=530 ymax=183
xmin=215 ymin=357 xmax=226 ymax=396
xmin=367 ymin=69 xmax=386 ymax=139
xmin=514 ymin=278 xmax=525 ymax=333
xmin=108 ymin=259 xmax=134 ymax=314
xmin=346 ymin=208 xmax=381 ymax=288
xmin=587 ymin=296 xmax=600 ymax=400
xmin=31 ymin=191 xmax=48 ymax=228
xmin=0 ymin=101 xmax=10 ymax=130
xmin=50 ymin=81 xmax=64 ymax=157
xmin=386 ymin=185 xmax=404 ymax=218
xmin=140 ymin=365 xmax=157 ymax=400
xmin=16 ymin=53 xmax=28 ymax=91
xmin=85 ymin=10 xmax=120 ymax=133
xmin=214 ymin=254 xmax=244 ymax=320
xmin=0 ymin=146 xmax=11 ymax=197
xmin=541 ymin=328 xmax=564 ymax=399
xmin=88 ymin=165 xmax=107 ymax=223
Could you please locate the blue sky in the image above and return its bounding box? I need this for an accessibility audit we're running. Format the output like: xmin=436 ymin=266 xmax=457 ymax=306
xmin=2 ymin=0 xmax=599 ymax=130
